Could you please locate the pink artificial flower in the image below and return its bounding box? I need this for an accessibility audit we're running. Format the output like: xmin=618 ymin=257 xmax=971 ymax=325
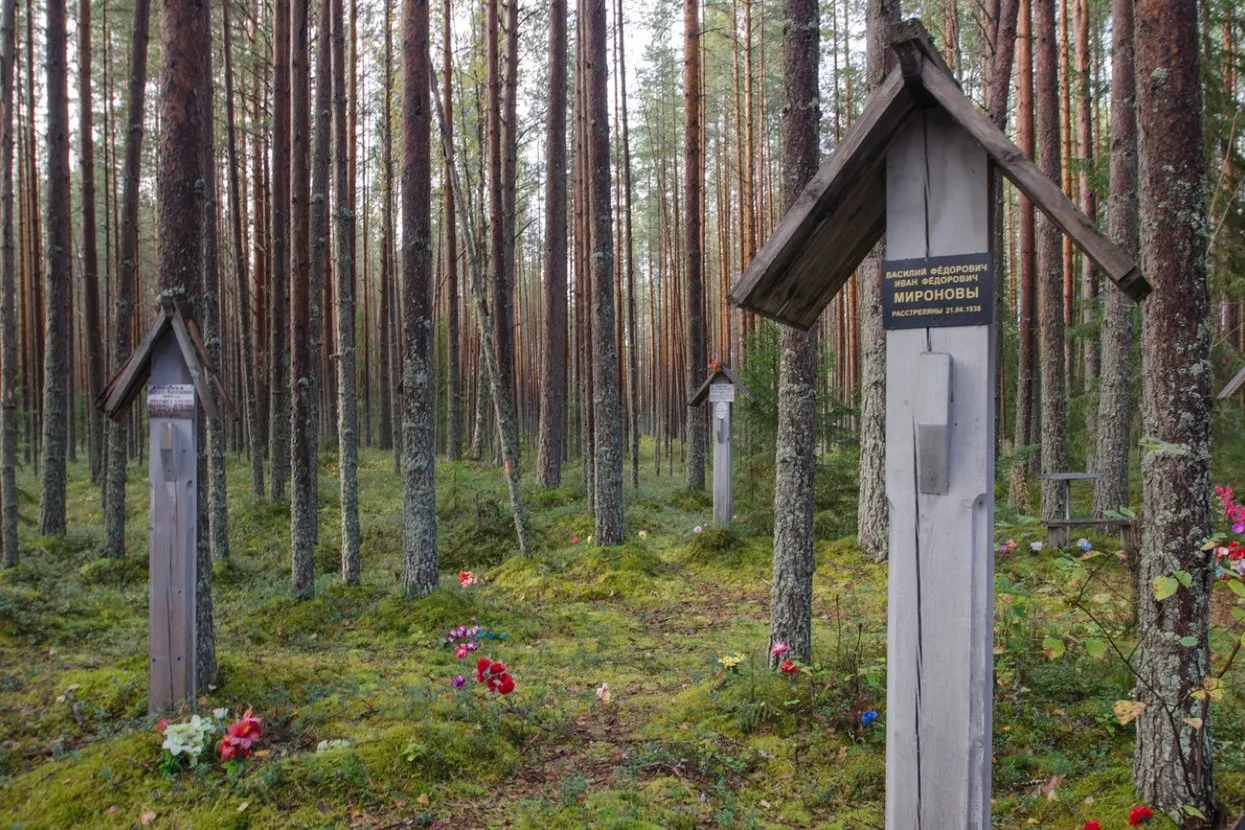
xmin=1006 ymin=538 xmax=1017 ymax=551
xmin=458 ymin=570 xmax=478 ymax=587
xmin=771 ymin=642 xmax=789 ymax=657
xmin=455 ymin=644 xmax=470 ymax=660
xmin=156 ymin=719 xmax=169 ymax=733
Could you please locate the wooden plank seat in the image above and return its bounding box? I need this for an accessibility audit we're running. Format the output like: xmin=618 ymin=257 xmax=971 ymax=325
xmin=1042 ymin=517 xmax=1139 ymax=551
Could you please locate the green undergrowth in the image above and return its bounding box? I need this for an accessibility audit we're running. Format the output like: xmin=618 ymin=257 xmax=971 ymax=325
xmin=0 ymin=444 xmax=1240 ymax=828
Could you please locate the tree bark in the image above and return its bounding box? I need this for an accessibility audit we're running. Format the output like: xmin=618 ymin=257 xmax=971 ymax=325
xmin=856 ymin=0 xmax=898 ymax=562
xmin=377 ymin=0 xmax=394 ymax=452
xmin=1074 ymin=0 xmax=1098 ymax=441
xmin=271 ymin=0 xmax=292 ymax=501
xmin=682 ymin=0 xmax=705 ymax=491
xmin=202 ymin=0 xmax=228 ymax=563
xmin=78 ymin=0 xmax=105 ymax=485
xmin=1034 ymin=0 xmax=1067 ymax=520
xmin=400 ymin=0 xmax=438 ymax=596
xmin=586 ymin=0 xmax=623 ymax=544
xmin=1092 ymin=0 xmax=1136 ymax=516
xmin=537 ymin=0 xmax=568 ymax=488
xmin=158 ymin=0 xmax=216 ymax=687
xmin=769 ymin=0 xmax=819 ymax=666
xmin=223 ymin=0 xmax=264 ymax=499
xmin=334 ymin=0 xmax=360 ymax=583
xmin=432 ymin=63 xmax=531 ymax=558
xmin=38 ymin=0 xmax=70 ymax=536
xmin=103 ymin=0 xmax=150 ymax=560
xmin=0 ymin=0 xmax=15 ymax=566
xmin=309 ymin=0 xmax=333 ymax=505
xmin=290 ymin=0 xmax=315 ymax=599
xmin=615 ymin=0 xmax=638 ymax=490
xmin=443 ymin=0 xmax=462 ymax=462
xmin=1133 ymin=0 xmax=1216 ymax=821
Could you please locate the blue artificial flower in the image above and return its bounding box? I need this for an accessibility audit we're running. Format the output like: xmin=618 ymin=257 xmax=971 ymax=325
xmin=1077 ymin=538 xmax=1092 ymax=552
xmin=861 ymin=710 xmax=878 ymax=727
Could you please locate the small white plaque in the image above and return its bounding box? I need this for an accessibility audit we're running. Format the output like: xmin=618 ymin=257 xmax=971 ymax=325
xmin=708 ymin=383 xmax=734 ymax=403
xmin=714 ymin=401 xmax=729 ymax=421
xmin=148 ymin=384 xmax=196 ymax=419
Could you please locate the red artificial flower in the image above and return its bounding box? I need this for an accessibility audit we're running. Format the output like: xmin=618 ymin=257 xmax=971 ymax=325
xmin=156 ymin=719 xmax=169 ymax=733
xmin=1128 ymin=805 xmax=1154 ymax=825
xmin=217 ymin=711 xmax=262 ymax=762
xmin=1084 ymin=821 xmax=1102 ymax=830
xmin=496 ymin=673 xmax=515 ymax=695
xmin=458 ymin=570 xmax=478 ymax=587
xmin=476 ymin=657 xmax=492 ymax=682
xmin=779 ymin=658 xmax=798 ymax=675
xmin=489 ymin=661 xmax=506 ymax=675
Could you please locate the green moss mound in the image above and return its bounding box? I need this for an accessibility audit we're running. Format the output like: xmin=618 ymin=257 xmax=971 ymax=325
xmin=669 ymin=488 xmax=712 ymax=512
xmin=491 ymin=543 xmax=668 ymax=603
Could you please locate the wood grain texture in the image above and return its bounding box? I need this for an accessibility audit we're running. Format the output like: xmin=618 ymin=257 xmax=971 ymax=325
xmin=147 ymin=343 xmax=197 ymax=713
xmin=884 ymin=110 xmax=995 ymax=830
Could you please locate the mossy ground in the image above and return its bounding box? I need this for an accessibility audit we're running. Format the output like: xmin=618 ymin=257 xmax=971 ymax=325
xmin=0 ymin=444 xmax=1241 ymax=828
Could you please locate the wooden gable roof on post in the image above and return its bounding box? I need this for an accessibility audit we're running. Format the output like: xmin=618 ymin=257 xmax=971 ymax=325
xmin=689 ymin=365 xmax=756 ymax=407
xmin=96 ymin=304 xmax=238 ymax=422
xmin=728 ymin=20 xmax=1151 ymax=330
xmin=1221 ymin=365 xmax=1245 ymax=399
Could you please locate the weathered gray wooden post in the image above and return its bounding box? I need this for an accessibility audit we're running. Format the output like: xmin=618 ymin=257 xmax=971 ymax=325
xmin=729 ymin=22 xmax=1149 ymax=828
xmin=97 ymin=305 xmax=234 ymax=713
xmin=690 ymin=366 xmax=754 ymax=526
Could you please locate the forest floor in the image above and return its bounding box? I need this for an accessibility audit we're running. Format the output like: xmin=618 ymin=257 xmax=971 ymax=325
xmin=0 ymin=446 xmax=1242 ymax=829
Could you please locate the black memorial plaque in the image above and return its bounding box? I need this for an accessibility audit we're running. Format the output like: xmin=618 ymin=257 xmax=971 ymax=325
xmin=882 ymin=252 xmax=994 ymax=330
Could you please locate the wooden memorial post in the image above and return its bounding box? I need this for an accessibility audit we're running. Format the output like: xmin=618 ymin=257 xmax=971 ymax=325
xmin=729 ymin=22 xmax=1149 ymax=828
xmin=690 ymin=366 xmax=754 ymax=526
xmin=97 ymin=304 xmax=235 ymax=713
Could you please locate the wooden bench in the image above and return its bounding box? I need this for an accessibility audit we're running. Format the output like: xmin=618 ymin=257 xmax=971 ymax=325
xmin=1037 ymin=472 xmax=1139 ymax=551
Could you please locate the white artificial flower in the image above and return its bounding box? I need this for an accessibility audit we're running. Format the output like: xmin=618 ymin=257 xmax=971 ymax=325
xmin=1030 ymin=541 xmax=1044 ymax=552
xmin=213 ymin=708 xmax=228 ymax=720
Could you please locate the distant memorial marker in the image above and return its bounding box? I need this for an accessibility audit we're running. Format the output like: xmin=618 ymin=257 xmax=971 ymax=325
xmin=97 ymin=303 xmax=235 ymax=713
xmin=689 ymin=365 xmax=753 ymax=526
xmin=729 ymin=21 xmax=1149 ymax=828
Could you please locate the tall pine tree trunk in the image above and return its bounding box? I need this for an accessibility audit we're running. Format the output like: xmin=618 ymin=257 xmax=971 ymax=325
xmin=223 ymin=0 xmax=264 ymax=499
xmin=334 ymin=0 xmax=361 ymax=583
xmin=290 ymin=0 xmax=315 ymax=599
xmin=0 ymin=0 xmax=15 ymax=566
xmin=103 ymin=0 xmax=150 ymax=559
xmin=78 ymin=0 xmax=104 ymax=485
xmin=400 ymin=0 xmax=438 ymax=596
xmin=1010 ymin=0 xmax=1037 ymax=504
xmin=1034 ymin=0 xmax=1067 ymax=520
xmin=537 ymin=0 xmax=568 ymax=487
xmin=271 ymin=0 xmax=292 ymax=501
xmin=38 ymin=0 xmax=70 ymax=537
xmin=856 ymin=0 xmax=898 ymax=562
xmin=159 ymin=0 xmax=216 ymax=687
xmin=769 ymin=0 xmax=818 ymax=666
xmin=443 ymin=0 xmax=462 ymax=462
xmin=1092 ymin=0 xmax=1135 ymax=516
xmin=1133 ymin=0 xmax=1215 ymax=821
xmin=432 ymin=63 xmax=531 ymax=558
xmin=586 ymin=0 xmax=623 ymax=544
xmin=682 ymin=0 xmax=705 ymax=490
xmin=377 ymin=0 xmax=394 ymax=453
xmin=202 ymin=6 xmax=228 ymax=562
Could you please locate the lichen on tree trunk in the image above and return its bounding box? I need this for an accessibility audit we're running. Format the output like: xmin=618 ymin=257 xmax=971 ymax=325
xmin=400 ymin=0 xmax=438 ymax=598
xmin=769 ymin=0 xmax=819 ymax=666
xmin=1132 ymin=0 xmax=1216 ymax=821
xmin=1093 ymin=0 xmax=1136 ymax=518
